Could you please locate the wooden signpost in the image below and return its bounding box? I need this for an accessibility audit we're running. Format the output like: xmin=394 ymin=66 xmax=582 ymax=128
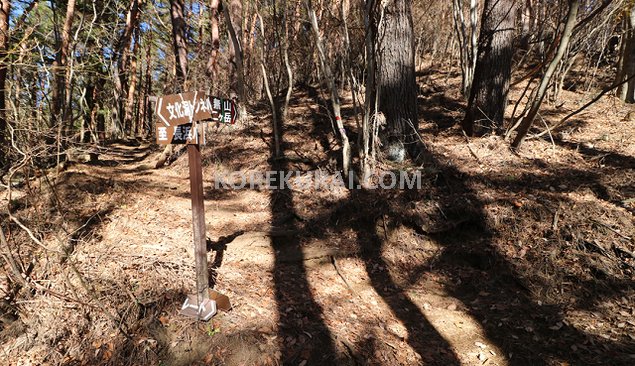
xmin=155 ymin=91 xmax=235 ymax=321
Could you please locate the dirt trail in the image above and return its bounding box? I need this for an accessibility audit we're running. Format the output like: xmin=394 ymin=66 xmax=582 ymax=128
xmin=2 ymin=83 xmax=635 ymax=366
xmin=85 ymin=140 xmax=507 ymax=365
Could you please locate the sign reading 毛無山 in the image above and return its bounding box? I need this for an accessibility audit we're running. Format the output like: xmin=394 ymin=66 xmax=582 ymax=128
xmin=155 ymin=91 xmax=237 ymax=145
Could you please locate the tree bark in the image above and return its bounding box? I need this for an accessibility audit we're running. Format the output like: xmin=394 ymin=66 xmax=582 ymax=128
xmin=305 ymin=0 xmax=352 ymax=176
xmin=140 ymin=29 xmax=153 ymax=137
xmin=170 ymin=0 xmax=188 ymax=91
xmin=206 ymin=0 xmax=221 ymax=82
xmin=50 ymin=0 xmax=76 ymax=131
xmin=361 ymin=0 xmax=377 ymax=181
xmin=462 ymin=0 xmax=516 ymax=136
xmin=114 ymin=0 xmax=143 ymax=136
xmin=375 ymin=0 xmax=418 ymax=160
xmin=452 ymin=0 xmax=479 ymax=98
xmin=616 ymin=5 xmax=635 ymax=103
xmin=224 ymin=0 xmax=247 ymax=120
xmin=511 ymin=0 xmax=580 ymax=150
xmin=0 ymin=0 xmax=10 ymax=165
xmin=156 ymin=0 xmax=189 ymax=168
xmin=124 ymin=29 xmax=140 ymax=136
xmin=255 ymin=10 xmax=280 ymax=157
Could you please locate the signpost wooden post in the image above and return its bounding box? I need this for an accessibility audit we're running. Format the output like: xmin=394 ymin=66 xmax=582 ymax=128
xmin=154 ymin=92 xmax=236 ymax=321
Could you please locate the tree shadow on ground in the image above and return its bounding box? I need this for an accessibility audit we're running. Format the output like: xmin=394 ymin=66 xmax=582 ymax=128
xmin=406 ymin=147 xmax=635 ymax=365
xmin=288 ymin=84 xmax=635 ymax=363
xmin=206 ymin=231 xmax=244 ymax=288
xmin=553 ymin=138 xmax=635 ymax=170
xmin=288 ymin=89 xmax=463 ymax=364
xmin=267 ymin=105 xmax=341 ymax=365
xmin=418 ymin=93 xmax=466 ymax=131
xmin=347 ymin=192 xmax=462 ymax=365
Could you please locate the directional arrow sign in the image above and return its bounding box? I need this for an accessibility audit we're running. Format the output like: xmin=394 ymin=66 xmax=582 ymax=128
xmin=155 ymin=92 xmax=237 ymax=145
xmin=155 ymin=92 xmax=237 ymax=127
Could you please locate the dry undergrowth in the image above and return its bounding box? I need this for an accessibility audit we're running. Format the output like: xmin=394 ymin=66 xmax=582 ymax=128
xmin=1 ymin=73 xmax=634 ymax=365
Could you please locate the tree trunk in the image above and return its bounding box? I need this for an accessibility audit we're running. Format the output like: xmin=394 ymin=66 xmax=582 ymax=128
xmin=170 ymin=0 xmax=188 ymax=90
xmin=616 ymin=5 xmax=635 ymax=103
xmin=452 ymin=0 xmax=479 ymax=98
xmin=50 ymin=0 xmax=76 ymax=132
xmin=124 ymin=29 xmax=140 ymax=136
xmin=156 ymin=0 xmax=189 ymax=168
xmin=361 ymin=0 xmax=377 ymax=182
xmin=255 ymin=10 xmax=281 ymax=157
xmin=83 ymin=81 xmax=95 ymax=144
xmin=140 ymin=29 xmax=153 ymax=137
xmin=462 ymin=0 xmax=516 ymax=136
xmin=113 ymin=0 xmax=142 ymax=136
xmin=375 ymin=0 xmax=418 ymax=160
xmin=305 ymin=0 xmax=352 ymax=176
xmin=0 ymin=0 xmax=10 ymax=166
xmin=511 ymin=0 xmax=580 ymax=150
xmin=520 ymin=0 xmax=534 ymax=49
xmin=224 ymin=0 xmax=247 ymax=120
xmin=206 ymin=0 xmax=221 ymax=83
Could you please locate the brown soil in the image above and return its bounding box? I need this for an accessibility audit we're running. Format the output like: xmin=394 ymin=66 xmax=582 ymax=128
xmin=1 ymin=69 xmax=634 ymax=365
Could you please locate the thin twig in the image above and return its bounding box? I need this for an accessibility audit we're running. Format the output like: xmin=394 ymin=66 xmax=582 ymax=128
xmin=9 ymin=214 xmax=63 ymax=254
xmin=330 ymin=255 xmax=357 ymax=297
xmin=532 ymin=72 xmax=635 ymax=139
xmin=591 ymin=219 xmax=632 ymax=240
xmin=462 ymin=130 xmax=482 ymax=163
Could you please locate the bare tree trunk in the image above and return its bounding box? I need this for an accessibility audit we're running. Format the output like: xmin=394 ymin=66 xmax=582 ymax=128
xmin=141 ymin=29 xmax=153 ymax=137
xmin=113 ymin=0 xmax=142 ymax=136
xmin=468 ymin=0 xmax=479 ymax=93
xmin=124 ymin=29 xmax=140 ymax=136
xmin=83 ymin=81 xmax=95 ymax=144
xmin=224 ymin=0 xmax=247 ymax=120
xmin=361 ymin=0 xmax=377 ymax=182
xmin=255 ymin=10 xmax=280 ymax=157
xmin=171 ymin=0 xmax=187 ymax=90
xmin=50 ymin=0 xmax=76 ymax=133
xmin=616 ymin=4 xmax=635 ymax=103
xmin=462 ymin=0 xmax=516 ymax=136
xmin=375 ymin=0 xmax=418 ymax=160
xmin=156 ymin=0 xmax=189 ymax=168
xmin=0 ymin=0 xmax=10 ymax=167
xmin=520 ymin=0 xmax=534 ymax=49
xmin=511 ymin=0 xmax=580 ymax=150
xmin=305 ymin=0 xmax=352 ymax=176
xmin=291 ymin=0 xmax=303 ymax=44
xmin=452 ymin=0 xmax=479 ymax=98
xmin=282 ymin=1 xmax=293 ymax=121
xmin=206 ymin=0 xmax=221 ymax=83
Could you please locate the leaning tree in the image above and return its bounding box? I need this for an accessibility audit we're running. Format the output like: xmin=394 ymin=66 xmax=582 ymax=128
xmin=462 ymin=0 xmax=517 ymax=136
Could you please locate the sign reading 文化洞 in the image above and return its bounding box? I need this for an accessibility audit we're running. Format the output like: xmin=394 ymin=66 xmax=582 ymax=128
xmin=156 ymin=92 xmax=237 ymax=127
xmin=155 ymin=92 xmax=237 ymax=145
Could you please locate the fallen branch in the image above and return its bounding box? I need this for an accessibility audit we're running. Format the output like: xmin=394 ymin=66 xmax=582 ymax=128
xmin=330 ymin=255 xmax=357 ymax=296
xmin=462 ymin=131 xmax=482 ymax=163
xmin=591 ymin=219 xmax=632 ymax=240
xmin=532 ymin=72 xmax=635 ymax=139
xmin=9 ymin=214 xmax=63 ymax=254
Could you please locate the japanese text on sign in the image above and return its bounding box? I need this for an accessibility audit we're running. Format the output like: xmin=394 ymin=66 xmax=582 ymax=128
xmin=156 ymin=92 xmax=237 ymax=127
xmin=156 ymin=123 xmax=199 ymax=145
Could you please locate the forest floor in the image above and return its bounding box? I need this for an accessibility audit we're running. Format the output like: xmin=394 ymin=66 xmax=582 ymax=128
xmin=1 ymin=68 xmax=635 ymax=366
